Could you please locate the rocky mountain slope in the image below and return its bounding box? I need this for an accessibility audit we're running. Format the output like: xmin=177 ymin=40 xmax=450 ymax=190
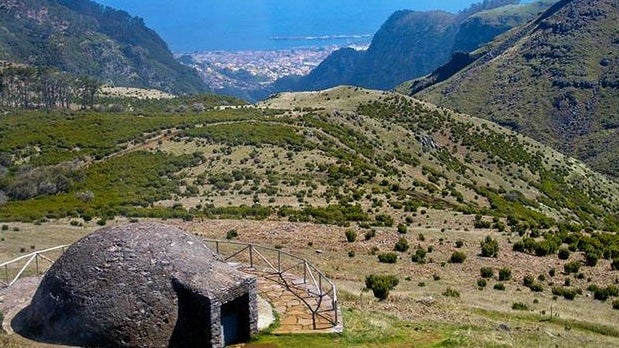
xmin=262 ymin=0 xmax=554 ymax=97
xmin=411 ymin=0 xmax=619 ymax=177
xmin=0 ymin=0 xmax=206 ymax=94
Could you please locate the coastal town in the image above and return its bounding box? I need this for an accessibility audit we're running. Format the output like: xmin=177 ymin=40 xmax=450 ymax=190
xmin=177 ymin=45 xmax=367 ymax=92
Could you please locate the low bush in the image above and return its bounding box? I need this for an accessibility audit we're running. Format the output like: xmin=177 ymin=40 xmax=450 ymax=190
xmin=442 ymin=287 xmax=460 ymax=298
xmin=480 ymin=236 xmax=499 ymax=257
xmin=345 ymin=229 xmax=357 ymax=243
xmin=499 ymin=267 xmax=512 ymax=281
xmin=449 ymin=251 xmax=467 ymax=264
xmin=480 ymin=267 xmax=494 ymax=279
xmin=394 ymin=237 xmax=410 ymax=252
xmin=226 ymin=229 xmax=238 ymax=240
xmin=493 ymin=283 xmax=506 ymax=291
xmin=411 ymin=248 xmax=427 ymax=263
xmin=564 ymin=261 xmax=581 ymax=274
xmin=511 ymin=302 xmax=529 ymax=311
xmin=552 ymin=286 xmax=578 ymax=300
xmin=477 ymin=278 xmax=487 ymax=288
xmin=365 ymin=274 xmax=399 ymax=300
xmin=378 ymin=252 xmax=398 ymax=264
xmin=558 ymin=247 xmax=570 ymax=260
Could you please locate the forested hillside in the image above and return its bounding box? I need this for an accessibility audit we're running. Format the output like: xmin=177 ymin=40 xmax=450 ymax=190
xmin=0 ymin=0 xmax=206 ymax=94
xmin=413 ymin=0 xmax=619 ymax=177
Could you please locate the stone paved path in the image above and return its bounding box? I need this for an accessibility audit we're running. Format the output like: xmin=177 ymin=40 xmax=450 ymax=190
xmin=240 ymin=267 xmax=340 ymax=334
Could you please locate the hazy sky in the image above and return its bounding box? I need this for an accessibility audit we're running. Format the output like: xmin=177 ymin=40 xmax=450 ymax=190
xmin=94 ymin=1 xmax=528 ymax=51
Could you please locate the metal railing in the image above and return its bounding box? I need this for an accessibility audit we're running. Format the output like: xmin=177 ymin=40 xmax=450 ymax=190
xmin=0 ymin=245 xmax=68 ymax=287
xmin=203 ymin=239 xmax=342 ymax=332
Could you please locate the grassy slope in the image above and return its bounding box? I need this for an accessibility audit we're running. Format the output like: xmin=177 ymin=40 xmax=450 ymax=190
xmin=414 ymin=0 xmax=619 ymax=177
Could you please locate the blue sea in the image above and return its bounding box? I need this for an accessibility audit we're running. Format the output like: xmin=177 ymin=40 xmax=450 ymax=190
xmin=95 ymin=0 xmax=530 ymax=52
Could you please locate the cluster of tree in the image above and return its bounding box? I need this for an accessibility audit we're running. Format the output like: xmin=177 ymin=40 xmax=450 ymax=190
xmin=0 ymin=67 xmax=100 ymax=109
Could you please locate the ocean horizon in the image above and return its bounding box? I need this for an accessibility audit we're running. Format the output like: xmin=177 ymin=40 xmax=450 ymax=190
xmin=94 ymin=0 xmax=502 ymax=52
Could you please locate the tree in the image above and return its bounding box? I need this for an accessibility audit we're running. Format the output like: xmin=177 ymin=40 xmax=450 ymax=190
xmin=76 ymin=76 xmax=101 ymax=109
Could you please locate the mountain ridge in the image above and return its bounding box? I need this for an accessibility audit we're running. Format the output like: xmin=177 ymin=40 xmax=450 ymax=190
xmin=0 ymin=0 xmax=207 ymax=94
xmin=411 ymin=0 xmax=619 ymax=177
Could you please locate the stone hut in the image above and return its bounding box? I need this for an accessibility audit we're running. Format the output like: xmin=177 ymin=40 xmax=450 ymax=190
xmin=14 ymin=223 xmax=258 ymax=347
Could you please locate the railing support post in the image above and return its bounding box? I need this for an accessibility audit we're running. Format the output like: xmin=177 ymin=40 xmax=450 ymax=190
xmin=277 ymin=250 xmax=281 ymax=273
xmin=35 ymin=254 xmax=39 ymax=275
xmin=249 ymin=244 xmax=254 ymax=268
xmin=303 ymin=262 xmax=307 ymax=284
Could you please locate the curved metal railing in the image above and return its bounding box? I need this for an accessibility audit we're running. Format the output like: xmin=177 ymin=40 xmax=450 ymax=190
xmin=203 ymin=239 xmax=342 ymax=332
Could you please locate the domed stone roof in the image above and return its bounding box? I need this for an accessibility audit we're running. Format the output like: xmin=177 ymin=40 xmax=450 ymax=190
xmin=14 ymin=222 xmax=257 ymax=347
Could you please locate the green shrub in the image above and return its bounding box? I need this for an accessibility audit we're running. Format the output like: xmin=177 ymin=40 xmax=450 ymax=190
xmin=564 ymin=261 xmax=581 ymax=274
xmin=558 ymin=247 xmax=570 ymax=260
xmin=455 ymin=240 xmax=464 ymax=248
xmin=585 ymin=246 xmax=601 ymax=267
xmin=378 ymin=252 xmax=398 ymax=264
xmin=411 ymin=248 xmax=427 ymax=263
xmin=348 ymin=250 xmax=355 ymax=258
xmin=449 ymin=251 xmax=467 ymax=264
xmin=511 ymin=302 xmax=529 ymax=311
xmin=613 ymin=299 xmax=619 ymax=310
xmin=477 ymin=278 xmax=487 ymax=288
xmin=480 ymin=267 xmax=494 ymax=279
xmin=552 ymin=286 xmax=577 ymax=300
xmin=345 ymin=229 xmax=357 ymax=243
xmin=612 ymin=258 xmax=619 ymax=271
xmin=226 ymin=229 xmax=238 ymax=240
xmin=365 ymin=274 xmax=399 ymax=300
xmin=364 ymin=229 xmax=376 ymax=240
xmin=397 ymin=224 xmax=408 ymax=234
xmin=1 ymin=225 xmax=8 ymax=231
xmin=480 ymin=236 xmax=499 ymax=257
xmin=592 ymin=286 xmax=609 ymax=302
xmin=442 ymin=287 xmax=460 ymax=298
xmin=493 ymin=283 xmax=506 ymax=291
xmin=418 ymin=233 xmax=425 ymax=241
xmin=394 ymin=237 xmax=410 ymax=252
xmin=499 ymin=268 xmax=512 ymax=281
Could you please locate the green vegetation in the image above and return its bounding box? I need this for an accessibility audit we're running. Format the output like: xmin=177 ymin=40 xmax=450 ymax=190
xmin=0 ymin=0 xmax=206 ymax=94
xmin=480 ymin=236 xmax=499 ymax=257
xmin=345 ymin=230 xmax=357 ymax=243
xmin=511 ymin=302 xmax=529 ymax=311
xmin=499 ymin=268 xmax=512 ymax=281
xmin=480 ymin=267 xmax=494 ymax=279
xmin=378 ymin=252 xmax=398 ymax=264
xmin=365 ymin=274 xmax=399 ymax=300
xmin=449 ymin=251 xmax=467 ymax=264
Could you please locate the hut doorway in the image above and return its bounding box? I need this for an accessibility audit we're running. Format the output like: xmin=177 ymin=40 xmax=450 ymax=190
xmin=221 ymin=294 xmax=251 ymax=346
xmin=170 ymin=281 xmax=212 ymax=347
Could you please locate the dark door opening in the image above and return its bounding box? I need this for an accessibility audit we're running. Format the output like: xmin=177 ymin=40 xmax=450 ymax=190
xmin=221 ymin=294 xmax=251 ymax=346
xmin=170 ymin=280 xmax=212 ymax=348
